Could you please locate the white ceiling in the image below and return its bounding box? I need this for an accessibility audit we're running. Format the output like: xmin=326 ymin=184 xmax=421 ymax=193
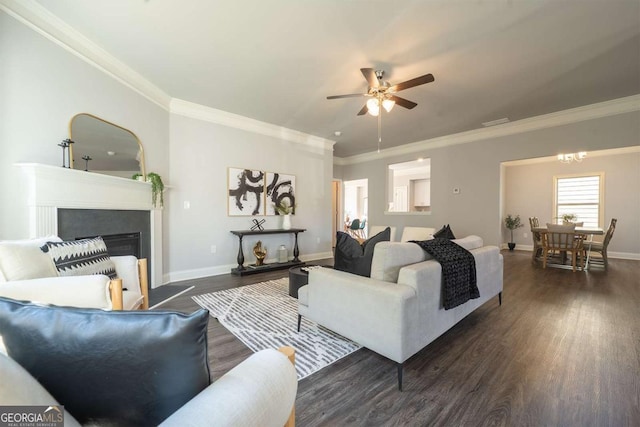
xmin=32 ymin=0 xmax=640 ymax=158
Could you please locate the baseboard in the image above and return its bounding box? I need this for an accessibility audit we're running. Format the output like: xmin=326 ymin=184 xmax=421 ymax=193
xmin=499 ymin=243 xmax=640 ymax=260
xmin=164 ymin=251 xmax=334 ymax=284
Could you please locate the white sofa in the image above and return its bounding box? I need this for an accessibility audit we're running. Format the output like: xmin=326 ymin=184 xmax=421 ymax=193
xmin=0 ymin=236 xmax=148 ymax=310
xmin=298 ymin=236 xmax=503 ymax=390
xmin=400 ymin=226 xmax=436 ymax=241
xmin=1 ymin=348 xmax=297 ymax=427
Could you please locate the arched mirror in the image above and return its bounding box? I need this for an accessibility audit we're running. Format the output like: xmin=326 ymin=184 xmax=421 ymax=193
xmin=69 ymin=113 xmax=146 ymax=178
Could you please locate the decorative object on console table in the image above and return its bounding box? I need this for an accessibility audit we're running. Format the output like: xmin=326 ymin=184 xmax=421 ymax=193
xmin=253 ymin=241 xmax=267 ymax=266
xmin=230 ymin=228 xmax=305 ymax=276
xmin=266 ymin=172 xmax=296 ymax=216
xmin=250 ymin=219 xmax=265 ymax=231
xmin=228 ymin=168 xmax=265 ymax=216
xmin=274 ymin=199 xmax=295 ymax=230
xmin=504 ymin=214 xmax=524 ymax=251
xmin=278 ymin=245 xmax=288 ymax=263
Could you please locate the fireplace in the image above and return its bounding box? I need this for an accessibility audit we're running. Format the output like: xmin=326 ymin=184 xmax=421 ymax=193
xmin=16 ymin=163 xmax=163 ymax=288
xmin=59 ymin=208 xmax=150 ymax=281
xmin=77 ymin=232 xmax=141 ymax=258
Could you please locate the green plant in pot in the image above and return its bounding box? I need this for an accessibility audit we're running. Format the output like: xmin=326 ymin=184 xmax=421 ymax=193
xmin=132 ymin=172 xmax=164 ymax=208
xmin=558 ymin=213 xmax=577 ymax=224
xmin=504 ymin=214 xmax=524 ymax=251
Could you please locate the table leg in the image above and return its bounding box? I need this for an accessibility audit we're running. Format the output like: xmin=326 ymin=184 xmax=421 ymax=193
xmin=236 ymin=235 xmax=245 ymax=270
xmin=293 ymin=231 xmax=300 ymax=262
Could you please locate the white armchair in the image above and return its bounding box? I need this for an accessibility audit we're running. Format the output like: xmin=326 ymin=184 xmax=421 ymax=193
xmin=0 ymin=237 xmax=148 ymax=310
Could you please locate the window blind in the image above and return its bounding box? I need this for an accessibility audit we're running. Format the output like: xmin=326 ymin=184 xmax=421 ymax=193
xmin=556 ymin=175 xmax=601 ymax=228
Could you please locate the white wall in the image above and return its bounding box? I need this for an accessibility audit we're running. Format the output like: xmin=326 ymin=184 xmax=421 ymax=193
xmin=339 ymin=111 xmax=640 ymax=248
xmin=0 ymin=11 xmax=170 ymax=240
xmin=503 ymin=150 xmax=640 ymax=257
xmin=166 ymin=114 xmax=334 ymax=282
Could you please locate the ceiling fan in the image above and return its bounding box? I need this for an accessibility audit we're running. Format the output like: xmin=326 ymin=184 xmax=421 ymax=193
xmin=327 ymin=68 xmax=435 ymax=151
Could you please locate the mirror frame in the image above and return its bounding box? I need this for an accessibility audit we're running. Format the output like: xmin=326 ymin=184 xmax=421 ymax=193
xmin=68 ymin=113 xmax=146 ymax=178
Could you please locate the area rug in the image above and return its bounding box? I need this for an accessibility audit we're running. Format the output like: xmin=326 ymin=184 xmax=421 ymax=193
xmin=192 ymin=278 xmax=361 ymax=380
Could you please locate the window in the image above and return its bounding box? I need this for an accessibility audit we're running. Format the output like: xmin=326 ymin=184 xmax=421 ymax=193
xmin=387 ymin=159 xmax=431 ymax=214
xmin=554 ymin=173 xmax=603 ymax=228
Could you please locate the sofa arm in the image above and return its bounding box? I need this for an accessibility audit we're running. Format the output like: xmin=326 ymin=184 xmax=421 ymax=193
xmin=0 ymin=275 xmax=112 ymax=309
xmin=306 ymin=268 xmax=416 ymax=362
xmin=159 ymin=349 xmax=297 ymax=427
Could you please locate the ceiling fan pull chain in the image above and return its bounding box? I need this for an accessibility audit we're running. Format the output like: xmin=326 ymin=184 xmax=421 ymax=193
xmin=377 ymin=109 xmax=382 ymax=153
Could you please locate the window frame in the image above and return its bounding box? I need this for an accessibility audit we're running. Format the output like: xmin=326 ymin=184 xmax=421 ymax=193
xmin=552 ymin=172 xmax=605 ymax=228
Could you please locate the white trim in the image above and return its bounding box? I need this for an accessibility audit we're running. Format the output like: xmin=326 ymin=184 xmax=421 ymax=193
xmin=0 ymin=0 xmax=172 ymax=111
xmin=165 ymin=251 xmax=334 ymax=283
xmin=502 ymin=146 xmax=640 ymax=167
xmin=170 ymin=99 xmax=335 ymax=152
xmin=501 ymin=244 xmax=639 ymax=261
xmin=335 ymin=95 xmax=640 ymax=165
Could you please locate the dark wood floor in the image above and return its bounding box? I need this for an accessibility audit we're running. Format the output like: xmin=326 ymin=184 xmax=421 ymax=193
xmin=160 ymin=252 xmax=640 ymax=426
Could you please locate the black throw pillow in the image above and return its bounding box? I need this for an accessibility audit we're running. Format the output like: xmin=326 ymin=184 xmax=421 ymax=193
xmin=433 ymin=224 xmax=456 ymax=240
xmin=0 ymin=297 xmax=211 ymax=426
xmin=334 ymin=227 xmax=391 ymax=277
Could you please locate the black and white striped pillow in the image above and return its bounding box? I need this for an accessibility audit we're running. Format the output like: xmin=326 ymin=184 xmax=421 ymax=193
xmin=41 ymin=237 xmax=117 ymax=280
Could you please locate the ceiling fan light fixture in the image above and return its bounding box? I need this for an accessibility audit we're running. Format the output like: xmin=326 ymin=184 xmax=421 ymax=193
xmin=382 ymin=98 xmax=395 ymax=113
xmin=366 ymin=98 xmax=380 ymax=116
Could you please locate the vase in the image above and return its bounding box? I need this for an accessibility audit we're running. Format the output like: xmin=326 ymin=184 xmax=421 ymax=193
xmin=282 ymin=214 xmax=291 ymax=230
xmin=508 ymin=242 xmax=516 ymax=251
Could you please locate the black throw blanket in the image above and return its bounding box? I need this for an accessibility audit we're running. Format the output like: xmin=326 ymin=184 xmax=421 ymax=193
xmin=411 ymin=238 xmax=479 ymax=310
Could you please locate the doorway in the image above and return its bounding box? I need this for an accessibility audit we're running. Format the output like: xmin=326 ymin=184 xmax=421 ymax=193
xmin=343 ymin=179 xmax=369 ymax=239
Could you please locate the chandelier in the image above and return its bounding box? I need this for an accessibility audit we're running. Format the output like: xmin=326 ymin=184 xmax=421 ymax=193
xmin=557 ymin=152 xmax=587 ymax=163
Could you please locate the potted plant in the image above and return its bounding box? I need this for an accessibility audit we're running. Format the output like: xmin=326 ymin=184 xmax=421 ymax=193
xmin=504 ymin=214 xmax=524 ymax=251
xmin=274 ymin=199 xmax=295 ymax=230
xmin=132 ymin=172 xmax=164 ymax=208
xmin=558 ymin=213 xmax=577 ymax=224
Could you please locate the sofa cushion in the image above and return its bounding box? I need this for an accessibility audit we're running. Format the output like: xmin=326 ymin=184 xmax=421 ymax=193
xmin=370 ymin=242 xmax=429 ymax=282
xmin=0 ymin=297 xmax=211 ymax=426
xmin=334 ymin=228 xmax=391 ymax=277
xmin=400 ymin=227 xmax=435 ymax=242
xmin=41 ymin=236 xmax=117 ymax=280
xmin=433 ymin=224 xmax=456 ymax=239
xmin=452 ymin=235 xmax=484 ymax=251
xmin=0 ymin=236 xmax=61 ymax=282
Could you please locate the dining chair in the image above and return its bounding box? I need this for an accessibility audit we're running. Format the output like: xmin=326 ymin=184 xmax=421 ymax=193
xmin=541 ymin=223 xmax=586 ymax=272
xmin=528 ymin=217 xmax=542 ymax=262
xmin=348 ymin=219 xmax=361 ymax=238
xmin=587 ymin=218 xmax=617 ymax=270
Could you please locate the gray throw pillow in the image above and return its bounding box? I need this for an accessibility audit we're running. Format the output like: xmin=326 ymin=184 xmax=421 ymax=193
xmin=433 ymin=224 xmax=456 ymax=240
xmin=334 ymin=227 xmax=391 ymax=277
xmin=0 ymin=297 xmax=210 ymax=426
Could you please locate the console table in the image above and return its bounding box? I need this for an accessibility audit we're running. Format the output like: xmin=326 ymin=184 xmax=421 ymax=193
xmin=230 ymin=228 xmax=306 ymax=276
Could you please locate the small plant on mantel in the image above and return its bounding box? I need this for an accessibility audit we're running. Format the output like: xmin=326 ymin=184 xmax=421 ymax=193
xmin=504 ymin=214 xmax=524 ymax=251
xmin=132 ymin=172 xmax=164 ymax=208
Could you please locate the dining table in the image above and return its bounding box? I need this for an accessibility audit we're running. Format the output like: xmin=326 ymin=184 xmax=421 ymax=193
xmin=532 ymin=226 xmax=604 ymax=270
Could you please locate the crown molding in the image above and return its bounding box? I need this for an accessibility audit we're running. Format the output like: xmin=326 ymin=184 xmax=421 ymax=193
xmin=0 ymin=0 xmax=172 ymax=110
xmin=335 ymin=95 xmax=640 ymax=166
xmin=170 ymin=99 xmax=336 ymax=152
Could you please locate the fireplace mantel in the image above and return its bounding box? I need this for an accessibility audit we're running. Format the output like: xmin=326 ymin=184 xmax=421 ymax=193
xmin=15 ymin=163 xmax=164 ymax=288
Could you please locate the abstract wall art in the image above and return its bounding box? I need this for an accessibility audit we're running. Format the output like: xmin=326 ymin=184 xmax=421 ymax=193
xmin=228 ymin=168 xmax=265 ymax=216
xmin=265 ymin=172 xmax=296 ymax=216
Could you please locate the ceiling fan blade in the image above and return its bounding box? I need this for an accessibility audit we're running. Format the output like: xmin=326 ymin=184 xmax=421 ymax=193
xmin=361 ymin=68 xmax=379 ymax=88
xmin=389 ymin=73 xmax=434 ymax=92
xmin=357 ymin=104 xmax=368 ymax=116
xmin=327 ymin=93 xmax=368 ymax=100
xmin=389 ymin=95 xmax=417 ymax=109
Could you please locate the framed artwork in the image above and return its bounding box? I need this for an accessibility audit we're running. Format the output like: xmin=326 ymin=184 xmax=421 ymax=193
xmin=228 ymin=168 xmax=265 ymax=216
xmin=265 ymin=172 xmax=296 ymax=216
